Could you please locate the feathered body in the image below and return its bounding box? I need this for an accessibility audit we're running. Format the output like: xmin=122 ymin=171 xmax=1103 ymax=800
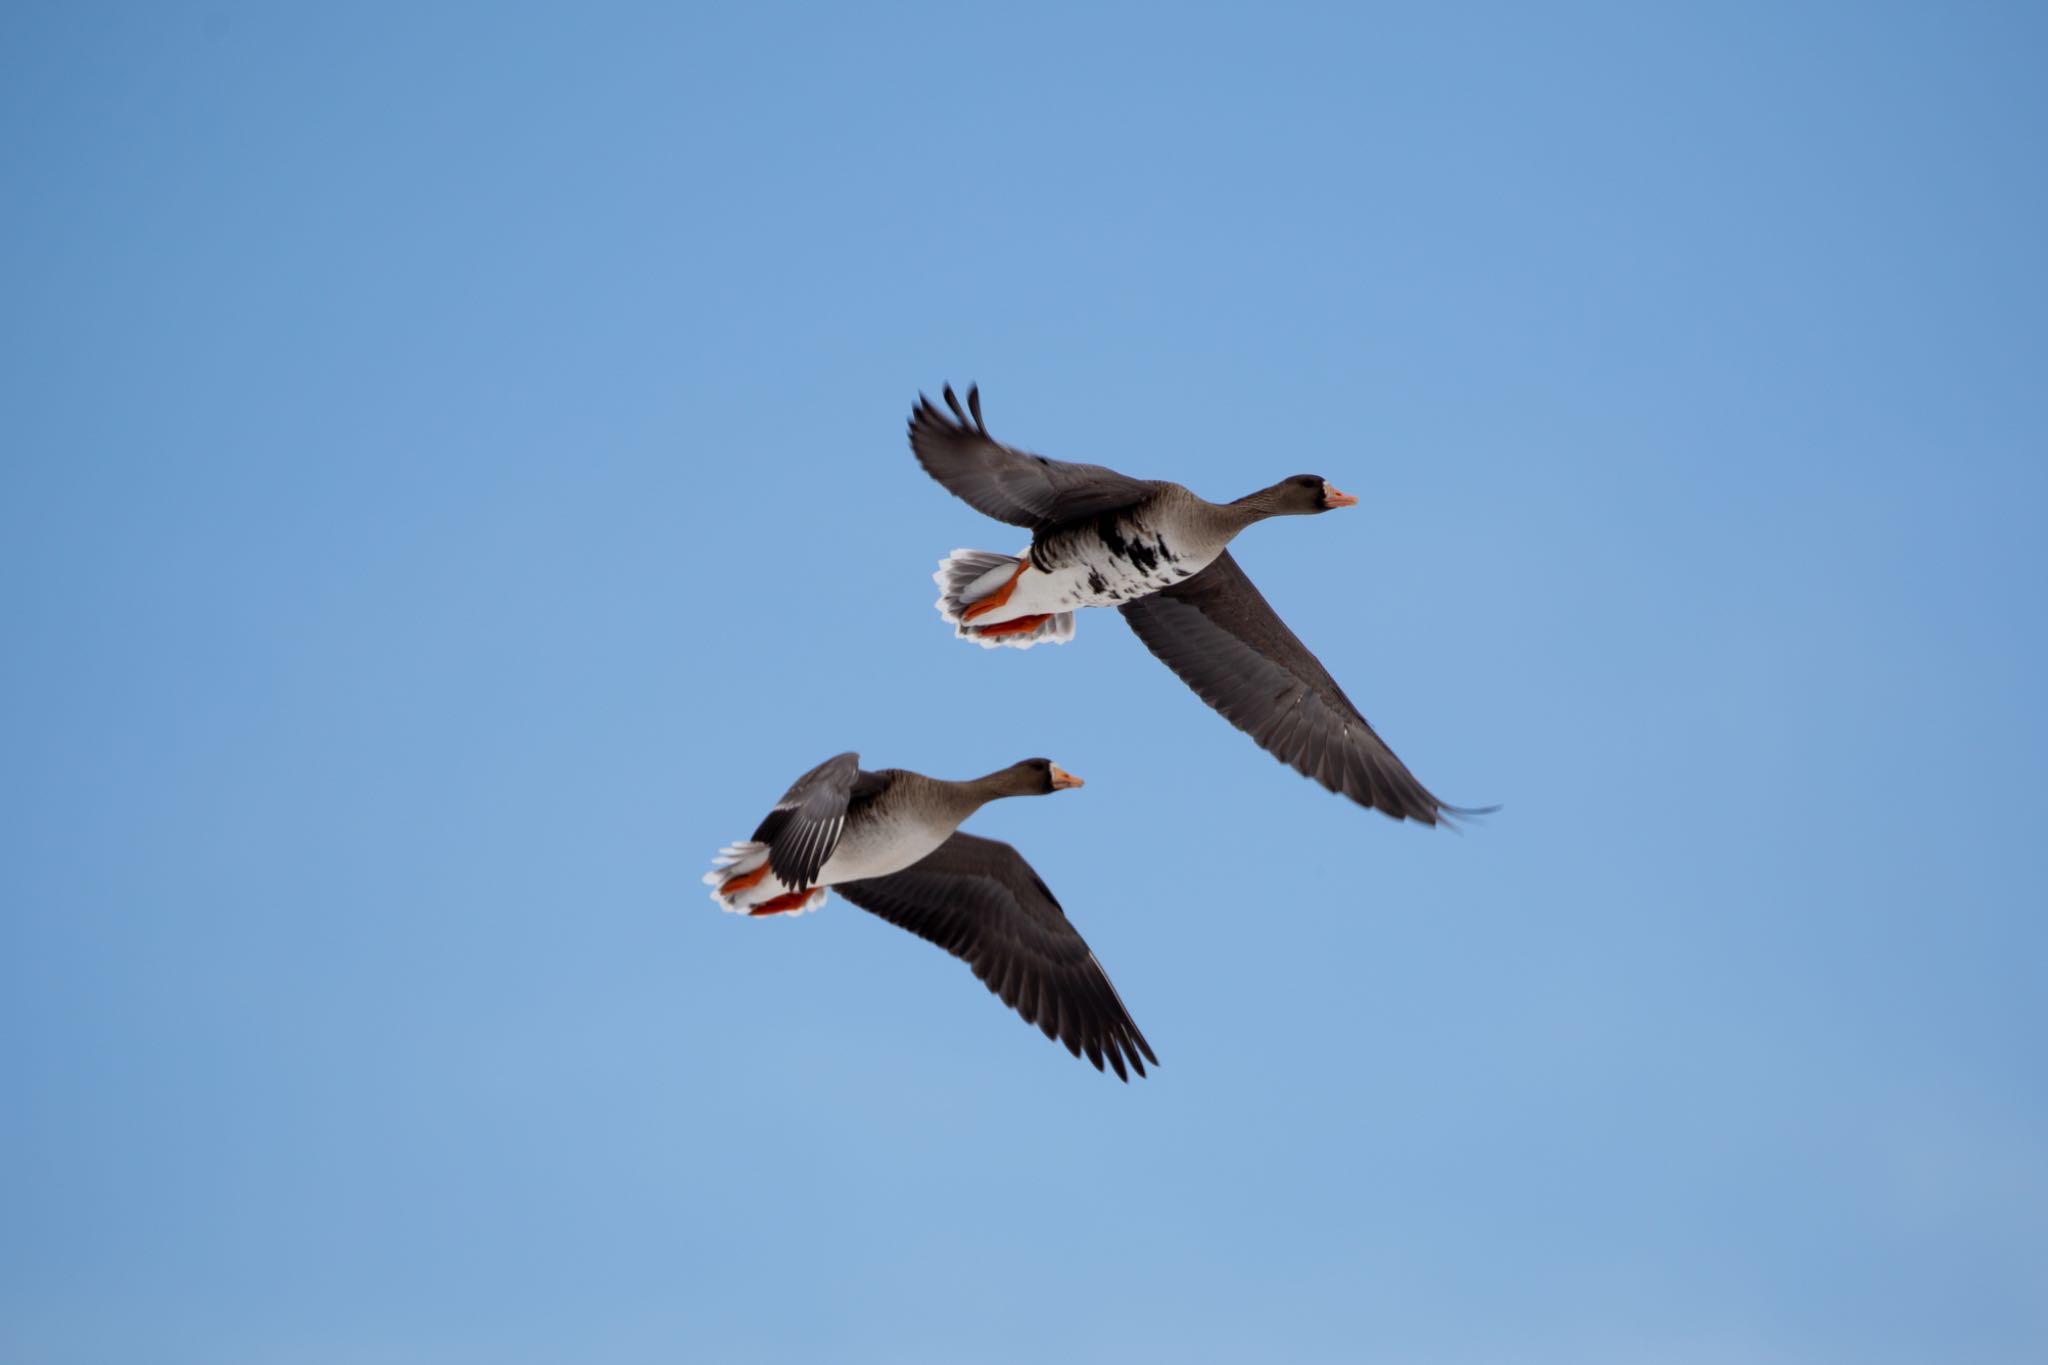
xmin=706 ymin=767 xmax=977 ymax=916
xmin=937 ymin=484 xmax=1306 ymax=645
xmin=1029 ymin=492 xmax=1232 ymax=605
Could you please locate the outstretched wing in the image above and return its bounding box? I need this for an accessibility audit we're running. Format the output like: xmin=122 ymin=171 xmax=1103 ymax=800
xmin=750 ymin=751 xmax=861 ymax=888
xmin=1119 ymin=552 xmax=1460 ymax=823
xmin=907 ymin=384 xmax=1155 ymax=532
xmin=834 ymin=833 xmax=1158 ymax=1081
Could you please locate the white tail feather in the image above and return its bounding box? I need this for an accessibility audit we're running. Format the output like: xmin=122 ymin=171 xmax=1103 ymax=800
xmin=933 ymin=549 xmax=1020 ymax=626
xmin=704 ymin=841 xmax=766 ymax=875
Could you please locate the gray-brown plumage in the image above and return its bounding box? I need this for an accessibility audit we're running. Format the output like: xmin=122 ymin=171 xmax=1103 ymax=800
xmin=911 ymin=384 xmax=1482 ymax=825
xmin=705 ymin=753 xmax=1156 ymax=1079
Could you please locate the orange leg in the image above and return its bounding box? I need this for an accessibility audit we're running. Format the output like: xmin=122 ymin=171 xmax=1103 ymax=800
xmin=749 ymin=888 xmax=819 ymax=916
xmin=961 ymin=560 xmax=1029 ymax=622
xmin=719 ymin=861 xmax=772 ymax=897
xmin=975 ymin=613 xmax=1052 ymax=638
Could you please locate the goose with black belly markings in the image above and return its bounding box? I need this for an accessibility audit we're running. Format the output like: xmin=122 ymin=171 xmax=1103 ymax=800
xmin=912 ymin=384 xmax=1486 ymax=825
xmin=705 ymin=752 xmax=1156 ymax=1080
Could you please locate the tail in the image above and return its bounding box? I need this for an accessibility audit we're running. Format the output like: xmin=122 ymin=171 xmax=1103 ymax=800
xmin=932 ymin=549 xmax=1076 ymax=651
xmin=702 ymin=841 xmax=828 ymax=917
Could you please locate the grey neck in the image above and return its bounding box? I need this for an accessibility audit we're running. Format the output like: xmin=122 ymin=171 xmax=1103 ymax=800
xmin=959 ymin=766 xmax=1040 ymax=805
xmin=1176 ymin=486 xmax=1287 ymax=544
xmin=911 ymin=768 xmax=1035 ymax=824
xmin=1223 ymin=482 xmax=1307 ymax=525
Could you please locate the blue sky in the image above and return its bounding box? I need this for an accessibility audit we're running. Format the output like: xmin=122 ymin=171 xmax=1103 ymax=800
xmin=4 ymin=2 xmax=2045 ymax=1361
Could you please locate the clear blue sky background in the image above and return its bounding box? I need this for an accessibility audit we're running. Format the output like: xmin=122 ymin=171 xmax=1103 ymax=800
xmin=4 ymin=3 xmax=2044 ymax=1362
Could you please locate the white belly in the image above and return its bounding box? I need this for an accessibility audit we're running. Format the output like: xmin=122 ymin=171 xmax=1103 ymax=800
xmin=817 ymin=818 xmax=950 ymax=885
xmin=982 ymin=544 xmax=1222 ymax=620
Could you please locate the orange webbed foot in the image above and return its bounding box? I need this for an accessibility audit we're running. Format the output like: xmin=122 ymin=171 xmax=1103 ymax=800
xmin=974 ymin=613 xmax=1052 ymax=638
xmin=749 ymin=888 xmax=821 ymax=916
xmin=960 ymin=560 xmax=1029 ymax=622
xmin=720 ymin=862 xmax=772 ymax=897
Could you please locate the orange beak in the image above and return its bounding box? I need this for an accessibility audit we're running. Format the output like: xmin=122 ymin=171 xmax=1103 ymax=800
xmin=1322 ymin=482 xmax=1359 ymax=509
xmin=1049 ymin=764 xmax=1085 ymax=790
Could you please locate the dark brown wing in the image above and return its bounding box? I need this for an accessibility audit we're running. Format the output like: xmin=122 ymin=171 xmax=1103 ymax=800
xmin=750 ymin=752 xmax=861 ymax=888
xmin=833 ymin=833 xmax=1157 ymax=1080
xmin=1119 ymin=552 xmax=1456 ymax=823
xmin=907 ymin=384 xmax=1154 ymax=532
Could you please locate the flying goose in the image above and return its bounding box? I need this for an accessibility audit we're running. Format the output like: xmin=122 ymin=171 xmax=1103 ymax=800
xmin=911 ymin=384 xmax=1479 ymax=825
xmin=705 ymin=752 xmax=1156 ymax=1079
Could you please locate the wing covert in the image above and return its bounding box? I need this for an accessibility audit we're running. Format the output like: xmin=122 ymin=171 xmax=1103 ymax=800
xmin=751 ymin=751 xmax=860 ymax=888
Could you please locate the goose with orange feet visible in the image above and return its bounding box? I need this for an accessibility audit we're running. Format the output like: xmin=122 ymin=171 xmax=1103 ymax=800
xmin=704 ymin=752 xmax=1156 ymax=1079
xmin=912 ymin=384 xmax=1489 ymax=826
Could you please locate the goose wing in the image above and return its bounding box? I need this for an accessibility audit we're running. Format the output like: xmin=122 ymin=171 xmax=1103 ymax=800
xmin=750 ymin=751 xmax=862 ymax=889
xmin=1118 ymin=552 xmax=1454 ymax=823
xmin=908 ymin=384 xmax=1154 ymax=532
xmin=834 ymin=833 xmax=1157 ymax=1080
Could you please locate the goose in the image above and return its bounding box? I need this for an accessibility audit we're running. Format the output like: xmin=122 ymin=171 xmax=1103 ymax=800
xmin=704 ymin=752 xmax=1156 ymax=1079
xmin=911 ymin=384 xmax=1480 ymax=826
